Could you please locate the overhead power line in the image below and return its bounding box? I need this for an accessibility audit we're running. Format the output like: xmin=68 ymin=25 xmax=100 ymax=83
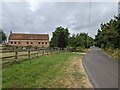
xmin=89 ymin=0 xmax=92 ymax=27
xmin=87 ymin=0 xmax=92 ymax=48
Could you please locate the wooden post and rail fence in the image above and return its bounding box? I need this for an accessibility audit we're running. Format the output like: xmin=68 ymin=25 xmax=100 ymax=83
xmin=0 ymin=45 xmax=67 ymax=64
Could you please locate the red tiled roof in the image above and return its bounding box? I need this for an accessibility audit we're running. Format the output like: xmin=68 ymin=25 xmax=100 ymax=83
xmin=9 ymin=33 xmax=49 ymax=40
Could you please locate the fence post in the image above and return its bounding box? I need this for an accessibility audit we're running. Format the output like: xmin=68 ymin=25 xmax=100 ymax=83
xmin=55 ymin=48 xmax=58 ymax=54
xmin=51 ymin=48 xmax=53 ymax=54
xmin=28 ymin=46 xmax=31 ymax=60
xmin=42 ymin=47 xmax=44 ymax=55
xmin=36 ymin=47 xmax=38 ymax=57
xmin=52 ymin=48 xmax=54 ymax=54
xmin=15 ymin=46 xmax=18 ymax=59
xmin=47 ymin=48 xmax=48 ymax=55
xmin=44 ymin=47 xmax=45 ymax=55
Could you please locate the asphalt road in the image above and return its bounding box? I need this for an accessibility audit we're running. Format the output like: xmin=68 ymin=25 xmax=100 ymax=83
xmin=83 ymin=47 xmax=118 ymax=88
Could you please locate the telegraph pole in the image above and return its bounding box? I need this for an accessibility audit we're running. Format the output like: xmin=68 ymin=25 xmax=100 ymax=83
xmin=87 ymin=0 xmax=92 ymax=48
xmin=118 ymin=1 xmax=120 ymax=16
xmin=0 ymin=33 xmax=2 ymax=43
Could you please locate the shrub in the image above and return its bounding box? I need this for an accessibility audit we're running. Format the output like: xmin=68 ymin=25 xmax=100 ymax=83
xmin=76 ymin=47 xmax=84 ymax=52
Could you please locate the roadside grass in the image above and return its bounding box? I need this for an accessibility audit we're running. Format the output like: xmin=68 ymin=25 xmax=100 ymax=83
xmin=103 ymin=48 xmax=119 ymax=61
xmin=2 ymin=52 xmax=92 ymax=88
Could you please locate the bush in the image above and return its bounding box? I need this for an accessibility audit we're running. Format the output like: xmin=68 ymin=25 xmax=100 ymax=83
xmin=67 ymin=47 xmax=76 ymax=52
xmin=76 ymin=47 xmax=84 ymax=52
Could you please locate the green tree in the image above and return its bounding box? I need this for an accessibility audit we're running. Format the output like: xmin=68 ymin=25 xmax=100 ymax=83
xmin=0 ymin=29 xmax=7 ymax=43
xmin=58 ymin=32 xmax=66 ymax=49
xmin=95 ymin=15 xmax=120 ymax=49
xmin=68 ymin=34 xmax=77 ymax=47
xmin=68 ymin=33 xmax=94 ymax=49
xmin=50 ymin=26 xmax=70 ymax=47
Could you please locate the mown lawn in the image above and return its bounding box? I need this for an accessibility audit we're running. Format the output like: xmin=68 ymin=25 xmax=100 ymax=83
xmin=2 ymin=52 xmax=92 ymax=88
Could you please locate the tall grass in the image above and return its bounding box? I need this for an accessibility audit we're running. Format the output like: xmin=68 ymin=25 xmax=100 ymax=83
xmin=104 ymin=48 xmax=119 ymax=61
xmin=3 ymin=52 xmax=77 ymax=88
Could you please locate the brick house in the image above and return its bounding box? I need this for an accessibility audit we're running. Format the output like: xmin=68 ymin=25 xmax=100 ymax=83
xmin=8 ymin=31 xmax=49 ymax=47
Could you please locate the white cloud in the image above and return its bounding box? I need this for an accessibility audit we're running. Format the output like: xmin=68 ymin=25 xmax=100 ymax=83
xmin=2 ymin=2 xmax=118 ymax=39
xmin=28 ymin=0 xmax=43 ymax=12
xmin=0 ymin=2 xmax=2 ymax=29
xmin=1 ymin=0 xmax=119 ymax=2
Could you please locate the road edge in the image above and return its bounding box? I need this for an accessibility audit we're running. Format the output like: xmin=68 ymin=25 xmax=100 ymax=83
xmin=82 ymin=54 xmax=99 ymax=88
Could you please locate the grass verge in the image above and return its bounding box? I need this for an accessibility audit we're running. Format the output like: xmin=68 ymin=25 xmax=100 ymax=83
xmin=103 ymin=48 xmax=119 ymax=61
xmin=2 ymin=52 xmax=92 ymax=88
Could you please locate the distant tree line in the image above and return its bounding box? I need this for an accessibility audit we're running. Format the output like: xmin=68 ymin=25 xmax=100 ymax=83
xmin=0 ymin=29 xmax=7 ymax=43
xmin=0 ymin=26 xmax=94 ymax=51
xmin=95 ymin=15 xmax=120 ymax=49
xmin=50 ymin=26 xmax=94 ymax=51
xmin=68 ymin=33 xmax=94 ymax=49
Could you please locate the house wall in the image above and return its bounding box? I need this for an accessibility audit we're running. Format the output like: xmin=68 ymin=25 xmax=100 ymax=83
xmin=8 ymin=40 xmax=49 ymax=47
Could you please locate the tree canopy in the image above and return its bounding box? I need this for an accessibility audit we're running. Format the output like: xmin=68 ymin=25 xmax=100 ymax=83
xmin=95 ymin=15 xmax=120 ymax=49
xmin=50 ymin=26 xmax=94 ymax=50
xmin=50 ymin=26 xmax=70 ymax=48
xmin=0 ymin=29 xmax=7 ymax=43
xmin=68 ymin=33 xmax=94 ymax=48
xmin=58 ymin=31 xmax=66 ymax=49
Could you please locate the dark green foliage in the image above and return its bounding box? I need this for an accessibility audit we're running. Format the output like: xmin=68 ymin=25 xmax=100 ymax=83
xmin=68 ymin=34 xmax=77 ymax=48
xmin=50 ymin=26 xmax=94 ymax=50
xmin=68 ymin=33 xmax=94 ymax=49
xmin=50 ymin=26 xmax=70 ymax=48
xmin=0 ymin=29 xmax=7 ymax=43
xmin=95 ymin=15 xmax=120 ymax=49
xmin=58 ymin=32 xmax=66 ymax=49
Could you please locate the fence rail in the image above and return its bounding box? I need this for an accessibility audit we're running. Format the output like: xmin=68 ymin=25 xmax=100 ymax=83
xmin=1 ymin=45 xmax=66 ymax=64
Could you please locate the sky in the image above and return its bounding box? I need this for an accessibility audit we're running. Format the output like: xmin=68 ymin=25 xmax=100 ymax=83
xmin=0 ymin=1 xmax=119 ymax=40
